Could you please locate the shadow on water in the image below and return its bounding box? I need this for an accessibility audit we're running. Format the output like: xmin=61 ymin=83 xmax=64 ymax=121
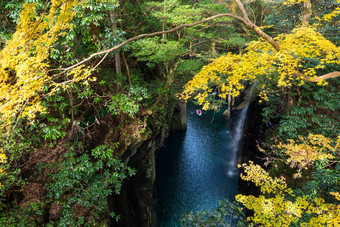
xmin=155 ymin=103 xmax=239 ymax=226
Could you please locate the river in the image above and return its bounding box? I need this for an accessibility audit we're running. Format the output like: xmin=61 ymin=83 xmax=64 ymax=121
xmin=155 ymin=103 xmax=241 ymax=226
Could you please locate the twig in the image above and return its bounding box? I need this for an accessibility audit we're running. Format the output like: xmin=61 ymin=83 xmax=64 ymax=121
xmin=92 ymin=52 xmax=109 ymax=72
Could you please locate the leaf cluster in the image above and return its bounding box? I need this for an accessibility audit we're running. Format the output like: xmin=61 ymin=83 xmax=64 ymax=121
xmin=180 ymin=199 xmax=247 ymax=227
xmin=46 ymin=144 xmax=134 ymax=225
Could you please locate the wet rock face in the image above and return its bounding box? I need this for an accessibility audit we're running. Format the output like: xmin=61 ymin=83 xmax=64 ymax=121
xmin=223 ymin=109 xmax=231 ymax=118
xmin=111 ymin=121 xmax=171 ymax=227
xmin=170 ymin=102 xmax=187 ymax=132
xmin=111 ymin=140 xmax=156 ymax=227
xmin=237 ymin=100 xmax=264 ymax=197
xmin=110 ymin=99 xmax=182 ymax=226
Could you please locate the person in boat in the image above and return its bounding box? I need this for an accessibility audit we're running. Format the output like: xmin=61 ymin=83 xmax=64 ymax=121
xmin=196 ymin=109 xmax=202 ymax=116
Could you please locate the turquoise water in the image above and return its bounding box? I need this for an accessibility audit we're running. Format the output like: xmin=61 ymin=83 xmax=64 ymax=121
xmin=155 ymin=103 xmax=239 ymax=226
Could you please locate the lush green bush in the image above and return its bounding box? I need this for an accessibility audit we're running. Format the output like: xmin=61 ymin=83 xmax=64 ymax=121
xmin=180 ymin=199 xmax=247 ymax=227
xmin=47 ymin=145 xmax=135 ymax=225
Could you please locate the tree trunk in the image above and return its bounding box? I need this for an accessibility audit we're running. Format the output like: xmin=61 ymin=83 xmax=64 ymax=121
xmin=163 ymin=0 xmax=166 ymax=41
xmin=287 ymin=92 xmax=295 ymax=110
xmin=110 ymin=10 xmax=122 ymax=75
xmin=302 ymin=0 xmax=312 ymax=23
xmin=211 ymin=41 xmax=217 ymax=57
xmin=122 ymin=51 xmax=132 ymax=86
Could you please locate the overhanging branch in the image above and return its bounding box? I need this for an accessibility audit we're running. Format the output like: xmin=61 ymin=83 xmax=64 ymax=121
xmin=234 ymin=0 xmax=280 ymax=51
xmin=298 ymin=71 xmax=340 ymax=82
xmin=53 ymin=13 xmax=246 ymax=75
xmin=52 ymin=0 xmax=339 ymax=83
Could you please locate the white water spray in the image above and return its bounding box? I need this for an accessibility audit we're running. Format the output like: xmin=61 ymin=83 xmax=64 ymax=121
xmin=227 ymin=103 xmax=250 ymax=176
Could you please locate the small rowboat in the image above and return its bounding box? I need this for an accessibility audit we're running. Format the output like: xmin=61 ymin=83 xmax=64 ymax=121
xmin=196 ymin=109 xmax=202 ymax=116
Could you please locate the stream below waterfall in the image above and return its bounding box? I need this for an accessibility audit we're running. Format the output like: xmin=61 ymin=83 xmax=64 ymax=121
xmin=155 ymin=103 xmax=248 ymax=226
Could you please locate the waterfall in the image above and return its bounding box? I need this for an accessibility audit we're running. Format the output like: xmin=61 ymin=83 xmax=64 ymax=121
xmin=227 ymin=103 xmax=250 ymax=176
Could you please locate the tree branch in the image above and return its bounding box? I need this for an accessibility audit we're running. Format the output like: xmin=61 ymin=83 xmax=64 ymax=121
xmin=234 ymin=0 xmax=280 ymax=51
xmin=234 ymin=0 xmax=339 ymax=82
xmin=54 ymin=0 xmax=278 ymax=73
xmin=53 ymin=13 xmax=246 ymax=75
xmin=297 ymin=71 xmax=340 ymax=82
xmin=234 ymin=0 xmax=250 ymax=21
xmin=52 ymin=0 xmax=339 ymax=83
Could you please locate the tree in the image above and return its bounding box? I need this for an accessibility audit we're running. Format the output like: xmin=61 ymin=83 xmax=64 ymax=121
xmin=236 ymin=156 xmax=340 ymax=226
xmin=180 ymin=25 xmax=340 ymax=109
xmin=0 ymin=0 xmax=124 ymax=128
xmin=1 ymin=0 xmax=338 ymax=128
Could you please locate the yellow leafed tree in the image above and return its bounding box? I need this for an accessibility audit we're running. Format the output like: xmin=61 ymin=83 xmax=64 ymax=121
xmin=180 ymin=26 xmax=340 ymax=109
xmin=236 ymin=160 xmax=340 ymax=226
xmin=275 ymin=134 xmax=338 ymax=176
xmin=0 ymin=0 xmax=93 ymax=129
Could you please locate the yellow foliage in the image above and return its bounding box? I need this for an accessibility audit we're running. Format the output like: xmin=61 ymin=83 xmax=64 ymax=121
xmin=258 ymin=84 xmax=269 ymax=103
xmin=0 ymin=0 xmax=92 ymax=129
xmin=236 ymin=162 xmax=340 ymax=226
xmin=330 ymin=192 xmax=340 ymax=201
xmin=278 ymin=26 xmax=339 ymax=83
xmin=276 ymin=134 xmax=337 ymax=172
xmin=238 ymin=161 xmax=288 ymax=194
xmin=0 ymin=153 xmax=7 ymax=164
xmin=181 ymin=26 xmax=340 ymax=109
xmin=317 ymin=0 xmax=340 ymax=23
xmin=179 ymin=53 xmax=242 ymax=110
xmin=0 ymin=150 xmax=7 ymax=188
xmin=282 ymin=0 xmax=307 ymax=6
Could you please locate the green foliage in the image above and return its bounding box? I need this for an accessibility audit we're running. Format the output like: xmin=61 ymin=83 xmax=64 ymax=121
xmin=0 ymin=123 xmax=38 ymax=197
xmin=255 ymin=78 xmax=339 ymax=226
xmin=145 ymin=0 xmax=204 ymax=25
xmin=296 ymin=166 xmax=340 ymax=200
xmin=0 ymin=125 xmax=35 ymax=162
xmin=107 ymin=85 xmax=149 ymax=117
xmin=108 ymin=94 xmax=139 ymax=116
xmin=3 ymin=0 xmax=47 ymax=24
xmin=175 ymin=58 xmax=204 ymax=76
xmin=223 ymin=35 xmax=248 ymax=49
xmin=1 ymin=0 xmax=338 ymax=226
xmin=131 ymin=37 xmax=187 ymax=67
xmin=0 ymin=164 xmax=22 ymax=197
xmin=47 ymin=145 xmax=135 ymax=225
xmin=40 ymin=124 xmax=67 ymax=142
xmin=43 ymin=89 xmax=70 ymax=114
xmin=50 ymin=0 xmax=121 ymax=65
xmin=180 ymin=199 xmax=247 ymax=227
xmin=260 ymin=78 xmax=339 ymax=204
xmin=276 ymin=81 xmax=340 ymax=141
xmin=0 ymin=201 xmax=45 ymax=227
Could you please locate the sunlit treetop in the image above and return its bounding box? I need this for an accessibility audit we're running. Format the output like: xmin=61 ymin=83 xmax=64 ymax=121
xmin=180 ymin=26 xmax=340 ymax=109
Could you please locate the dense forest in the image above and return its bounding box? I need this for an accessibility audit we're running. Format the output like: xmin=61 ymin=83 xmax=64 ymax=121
xmin=0 ymin=0 xmax=339 ymax=226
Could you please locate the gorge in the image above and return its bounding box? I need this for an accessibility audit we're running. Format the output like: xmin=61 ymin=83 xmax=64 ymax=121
xmin=155 ymin=101 xmax=250 ymax=226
